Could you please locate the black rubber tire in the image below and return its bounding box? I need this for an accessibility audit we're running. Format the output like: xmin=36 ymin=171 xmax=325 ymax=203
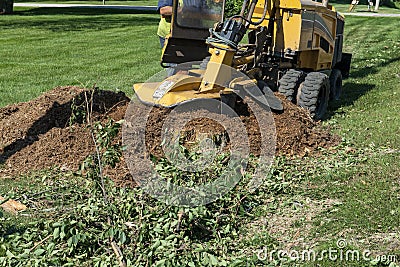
xmin=278 ymin=69 xmax=305 ymax=102
xmin=221 ymin=93 xmax=237 ymax=110
xmin=297 ymin=72 xmax=330 ymax=120
xmin=329 ymin=69 xmax=343 ymax=101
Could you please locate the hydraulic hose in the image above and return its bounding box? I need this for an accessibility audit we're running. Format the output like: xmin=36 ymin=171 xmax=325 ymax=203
xmin=206 ymin=0 xmax=269 ymax=50
xmin=249 ymin=0 xmax=269 ymax=26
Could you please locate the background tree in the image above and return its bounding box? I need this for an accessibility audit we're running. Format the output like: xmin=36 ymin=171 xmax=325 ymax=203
xmin=0 ymin=0 xmax=13 ymax=14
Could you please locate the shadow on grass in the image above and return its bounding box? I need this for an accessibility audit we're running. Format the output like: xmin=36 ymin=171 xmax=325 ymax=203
xmin=2 ymin=8 xmax=158 ymax=31
xmin=15 ymin=6 xmax=157 ymax=16
xmin=350 ymin=56 xmax=400 ymax=79
xmin=325 ymin=61 xmax=377 ymax=119
xmin=325 ymin=54 xmax=400 ymax=119
xmin=326 ymin=82 xmax=375 ymax=119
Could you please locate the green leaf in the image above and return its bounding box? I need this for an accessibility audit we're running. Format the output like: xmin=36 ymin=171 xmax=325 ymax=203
xmin=52 ymin=222 xmax=62 ymax=228
xmin=60 ymin=226 xmax=66 ymax=239
xmin=53 ymin=227 xmax=60 ymax=239
xmin=209 ymin=254 xmax=218 ymax=265
xmin=47 ymin=242 xmax=55 ymax=253
xmin=119 ymin=231 xmax=127 ymax=244
xmin=6 ymin=250 xmax=15 ymax=258
xmin=194 ymin=244 xmax=204 ymax=252
xmin=151 ymin=240 xmax=161 ymax=250
xmin=370 ymin=259 xmax=380 ymax=265
xmin=67 ymin=237 xmax=73 ymax=247
xmin=33 ymin=248 xmax=46 ymax=256
xmin=155 ymin=259 xmax=166 ymax=266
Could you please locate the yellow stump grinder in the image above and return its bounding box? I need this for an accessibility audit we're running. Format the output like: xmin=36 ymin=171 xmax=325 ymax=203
xmin=134 ymin=0 xmax=352 ymax=120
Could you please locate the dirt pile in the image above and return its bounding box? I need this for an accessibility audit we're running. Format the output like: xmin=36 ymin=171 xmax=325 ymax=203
xmin=0 ymin=86 xmax=130 ymax=180
xmin=0 ymin=86 xmax=340 ymax=182
xmin=273 ymin=94 xmax=340 ymax=155
xmin=144 ymin=96 xmax=340 ymax=158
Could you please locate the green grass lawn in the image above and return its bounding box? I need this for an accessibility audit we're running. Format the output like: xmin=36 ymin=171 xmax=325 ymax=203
xmin=0 ymin=6 xmax=399 ymax=267
xmin=0 ymin=7 xmax=160 ymax=107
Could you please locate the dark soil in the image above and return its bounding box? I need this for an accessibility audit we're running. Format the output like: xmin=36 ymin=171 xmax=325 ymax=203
xmin=273 ymin=94 xmax=340 ymax=156
xmin=0 ymin=86 xmax=130 ymax=181
xmin=0 ymin=86 xmax=340 ymax=184
xmin=143 ymin=95 xmax=340 ymax=158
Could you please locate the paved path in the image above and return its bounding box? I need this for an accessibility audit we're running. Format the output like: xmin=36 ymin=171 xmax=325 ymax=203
xmin=14 ymin=3 xmax=157 ymax=11
xmin=342 ymin=12 xmax=400 ymax=17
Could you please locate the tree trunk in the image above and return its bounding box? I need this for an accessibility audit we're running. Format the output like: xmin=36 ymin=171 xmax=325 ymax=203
xmin=0 ymin=0 xmax=13 ymax=14
xmin=375 ymin=0 xmax=380 ymax=10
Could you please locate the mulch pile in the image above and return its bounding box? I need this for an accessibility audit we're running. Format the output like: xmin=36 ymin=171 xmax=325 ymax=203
xmin=0 ymin=86 xmax=340 ymax=183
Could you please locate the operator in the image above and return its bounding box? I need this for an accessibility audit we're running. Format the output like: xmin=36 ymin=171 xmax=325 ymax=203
xmin=157 ymin=0 xmax=173 ymax=48
xmin=367 ymin=0 xmax=374 ymax=11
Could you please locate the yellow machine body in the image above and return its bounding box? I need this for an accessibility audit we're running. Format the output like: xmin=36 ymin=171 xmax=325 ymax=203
xmin=134 ymin=0 xmax=350 ymax=110
xmin=133 ymin=74 xmax=221 ymax=107
xmin=250 ymin=0 xmax=340 ymax=70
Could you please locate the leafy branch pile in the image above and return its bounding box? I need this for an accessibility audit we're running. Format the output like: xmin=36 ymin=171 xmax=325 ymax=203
xmin=0 ymin=93 xmax=293 ymax=266
xmin=0 ymin=122 xmax=289 ymax=266
xmin=0 ymin=121 xmax=395 ymax=266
